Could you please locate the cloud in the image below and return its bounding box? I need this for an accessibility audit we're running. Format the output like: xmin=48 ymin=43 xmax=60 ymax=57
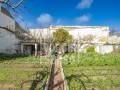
xmin=75 ymin=15 xmax=91 ymax=23
xmin=37 ymin=13 xmax=53 ymax=26
xmin=77 ymin=0 xmax=93 ymax=9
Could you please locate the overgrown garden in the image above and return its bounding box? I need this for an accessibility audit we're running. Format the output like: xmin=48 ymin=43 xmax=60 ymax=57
xmin=0 ymin=54 xmax=51 ymax=90
xmin=62 ymin=53 xmax=120 ymax=90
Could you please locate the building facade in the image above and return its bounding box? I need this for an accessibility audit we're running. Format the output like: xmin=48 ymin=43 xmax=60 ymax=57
xmin=50 ymin=26 xmax=109 ymax=44
xmin=0 ymin=4 xmax=21 ymax=54
xmin=21 ymin=26 xmax=110 ymax=55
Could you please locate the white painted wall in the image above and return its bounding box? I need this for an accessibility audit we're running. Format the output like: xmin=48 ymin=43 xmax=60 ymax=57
xmin=29 ymin=28 xmax=51 ymax=39
xmin=30 ymin=26 xmax=109 ymax=44
xmin=0 ymin=12 xmax=15 ymax=30
xmin=0 ymin=8 xmax=19 ymax=54
xmin=96 ymin=45 xmax=113 ymax=54
xmin=0 ymin=29 xmax=19 ymax=54
xmin=69 ymin=28 xmax=109 ymax=39
xmin=30 ymin=26 xmax=112 ymax=54
xmin=50 ymin=26 xmax=109 ymax=43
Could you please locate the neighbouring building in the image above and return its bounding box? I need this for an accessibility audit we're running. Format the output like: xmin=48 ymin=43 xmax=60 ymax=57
xmin=20 ymin=28 xmax=51 ymax=55
xmin=50 ymin=26 xmax=109 ymax=43
xmin=22 ymin=26 xmax=110 ymax=55
xmin=51 ymin=26 xmax=111 ymax=53
xmin=0 ymin=4 xmax=24 ymax=54
xmin=95 ymin=35 xmax=120 ymax=54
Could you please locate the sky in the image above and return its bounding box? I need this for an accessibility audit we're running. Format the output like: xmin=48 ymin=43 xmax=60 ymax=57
xmin=13 ymin=0 xmax=120 ymax=30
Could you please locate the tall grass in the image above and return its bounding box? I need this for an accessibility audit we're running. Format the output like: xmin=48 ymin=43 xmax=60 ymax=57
xmin=62 ymin=53 xmax=120 ymax=90
xmin=62 ymin=53 xmax=120 ymax=66
xmin=0 ymin=54 xmax=50 ymax=64
xmin=0 ymin=55 xmax=51 ymax=89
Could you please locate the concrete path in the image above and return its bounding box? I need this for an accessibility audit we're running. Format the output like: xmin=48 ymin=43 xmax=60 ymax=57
xmin=47 ymin=56 xmax=67 ymax=90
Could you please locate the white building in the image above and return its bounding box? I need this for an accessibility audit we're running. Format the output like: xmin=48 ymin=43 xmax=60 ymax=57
xmin=29 ymin=26 xmax=109 ymax=43
xmin=50 ymin=26 xmax=111 ymax=53
xmin=0 ymin=5 xmax=21 ymax=54
xmin=50 ymin=26 xmax=109 ymax=44
xmin=23 ymin=26 xmax=110 ymax=55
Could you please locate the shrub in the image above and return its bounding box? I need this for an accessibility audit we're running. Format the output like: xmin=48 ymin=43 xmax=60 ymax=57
xmin=86 ymin=46 xmax=95 ymax=53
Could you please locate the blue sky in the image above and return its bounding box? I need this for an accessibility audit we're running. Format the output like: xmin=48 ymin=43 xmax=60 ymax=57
xmin=15 ymin=0 xmax=120 ymax=30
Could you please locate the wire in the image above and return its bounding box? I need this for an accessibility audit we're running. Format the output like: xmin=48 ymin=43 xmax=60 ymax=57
xmin=12 ymin=0 xmax=25 ymax=9
xmin=0 ymin=0 xmax=26 ymax=9
xmin=0 ymin=0 xmax=32 ymax=29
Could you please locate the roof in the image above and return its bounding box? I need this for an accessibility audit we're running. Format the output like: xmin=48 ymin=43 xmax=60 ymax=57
xmin=1 ymin=6 xmax=13 ymax=18
xmin=50 ymin=26 xmax=109 ymax=31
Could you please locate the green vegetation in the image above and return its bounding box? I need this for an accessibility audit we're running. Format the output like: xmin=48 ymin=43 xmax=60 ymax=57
xmin=0 ymin=54 xmax=49 ymax=64
xmin=0 ymin=54 xmax=51 ymax=90
xmin=86 ymin=46 xmax=95 ymax=53
xmin=53 ymin=28 xmax=73 ymax=54
xmin=53 ymin=28 xmax=73 ymax=44
xmin=62 ymin=53 xmax=120 ymax=66
xmin=62 ymin=53 xmax=120 ymax=90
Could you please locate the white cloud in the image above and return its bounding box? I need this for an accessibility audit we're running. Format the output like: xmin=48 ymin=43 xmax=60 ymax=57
xmin=37 ymin=13 xmax=53 ymax=26
xmin=77 ymin=0 xmax=93 ymax=9
xmin=76 ymin=15 xmax=91 ymax=23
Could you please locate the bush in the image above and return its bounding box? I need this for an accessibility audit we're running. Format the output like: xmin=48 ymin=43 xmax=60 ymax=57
xmin=86 ymin=46 xmax=95 ymax=53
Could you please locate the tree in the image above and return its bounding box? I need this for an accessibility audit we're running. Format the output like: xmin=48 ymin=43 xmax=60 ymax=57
xmin=108 ymin=36 xmax=120 ymax=44
xmin=53 ymin=28 xmax=73 ymax=44
xmin=26 ymin=29 xmax=53 ymax=56
xmin=82 ymin=35 xmax=95 ymax=43
xmin=74 ymin=34 xmax=95 ymax=53
xmin=53 ymin=28 xmax=73 ymax=54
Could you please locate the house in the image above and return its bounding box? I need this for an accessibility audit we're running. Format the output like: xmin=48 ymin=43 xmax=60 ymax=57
xmin=50 ymin=26 xmax=109 ymax=43
xmin=50 ymin=26 xmax=110 ymax=53
xmin=21 ymin=26 xmax=110 ymax=55
xmin=20 ymin=28 xmax=51 ymax=55
xmin=95 ymin=35 xmax=120 ymax=54
xmin=0 ymin=4 xmax=24 ymax=54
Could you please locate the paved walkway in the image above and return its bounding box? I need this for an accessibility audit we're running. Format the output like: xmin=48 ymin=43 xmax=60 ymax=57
xmin=47 ymin=56 xmax=66 ymax=90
